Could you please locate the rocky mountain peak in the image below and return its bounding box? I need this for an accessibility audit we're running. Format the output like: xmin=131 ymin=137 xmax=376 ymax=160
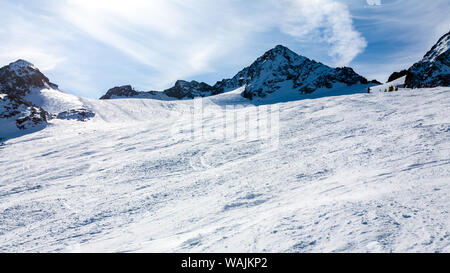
xmin=422 ymin=31 xmax=450 ymax=63
xmin=227 ymin=45 xmax=373 ymax=99
xmin=0 ymin=59 xmax=57 ymax=97
xmin=256 ymin=44 xmax=308 ymax=66
xmin=272 ymin=44 xmax=289 ymax=52
xmin=404 ymin=30 xmax=450 ymax=88
xmin=263 ymin=45 xmax=296 ymax=58
xmin=9 ymin=59 xmax=36 ymax=71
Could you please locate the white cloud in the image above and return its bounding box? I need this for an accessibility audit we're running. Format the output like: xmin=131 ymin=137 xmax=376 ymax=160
xmin=346 ymin=0 xmax=450 ymax=82
xmin=278 ymin=0 xmax=367 ymax=66
xmin=53 ymin=0 xmax=366 ymax=88
xmin=57 ymin=0 xmax=263 ymax=88
xmin=0 ymin=2 xmax=67 ymax=71
xmin=0 ymin=48 xmax=65 ymax=71
xmin=366 ymin=0 xmax=382 ymax=6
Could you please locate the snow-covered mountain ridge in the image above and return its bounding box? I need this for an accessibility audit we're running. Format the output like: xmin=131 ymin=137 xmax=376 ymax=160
xmin=390 ymin=31 xmax=450 ymax=87
xmin=2 ymin=33 xmax=449 ymax=140
xmin=220 ymin=45 xmax=379 ymax=99
xmin=100 ymin=45 xmax=379 ymax=100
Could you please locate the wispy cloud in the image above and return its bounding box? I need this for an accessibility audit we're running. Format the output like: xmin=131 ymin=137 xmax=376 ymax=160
xmin=0 ymin=0 xmax=368 ymax=94
xmin=366 ymin=0 xmax=382 ymax=6
xmin=53 ymin=0 xmax=366 ymax=88
xmin=278 ymin=0 xmax=367 ymax=66
xmin=347 ymin=0 xmax=450 ymax=82
xmin=0 ymin=2 xmax=67 ymax=71
xmin=56 ymin=0 xmax=265 ymax=89
xmin=0 ymin=0 xmax=448 ymax=97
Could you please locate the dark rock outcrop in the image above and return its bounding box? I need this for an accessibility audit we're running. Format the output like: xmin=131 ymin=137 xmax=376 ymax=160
xmin=57 ymin=108 xmax=95 ymax=122
xmin=100 ymin=85 xmax=140 ymax=100
xmin=100 ymin=81 xmax=219 ymax=100
xmin=388 ymin=70 xmax=410 ymax=83
xmin=0 ymin=60 xmax=51 ymax=133
xmin=0 ymin=93 xmax=48 ymax=130
xmin=163 ymin=80 xmax=219 ymax=99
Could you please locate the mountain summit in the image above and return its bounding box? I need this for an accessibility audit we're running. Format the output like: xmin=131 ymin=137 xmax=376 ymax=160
xmin=389 ymin=31 xmax=450 ymax=87
xmin=0 ymin=59 xmax=58 ymax=97
xmin=216 ymin=45 xmax=378 ymax=100
xmin=100 ymin=45 xmax=379 ymax=100
xmin=0 ymin=60 xmax=94 ymax=139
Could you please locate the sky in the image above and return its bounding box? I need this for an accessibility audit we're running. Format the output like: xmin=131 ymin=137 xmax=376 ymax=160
xmin=0 ymin=0 xmax=449 ymax=98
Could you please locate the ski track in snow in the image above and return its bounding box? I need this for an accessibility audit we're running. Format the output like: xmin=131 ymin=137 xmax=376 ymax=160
xmin=0 ymin=87 xmax=449 ymax=253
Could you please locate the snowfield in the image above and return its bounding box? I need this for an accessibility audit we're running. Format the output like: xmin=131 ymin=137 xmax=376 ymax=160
xmin=0 ymin=86 xmax=449 ymax=253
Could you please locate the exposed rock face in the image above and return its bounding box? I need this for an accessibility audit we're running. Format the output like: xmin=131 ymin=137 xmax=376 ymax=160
xmin=0 ymin=93 xmax=48 ymax=130
xmin=0 ymin=60 xmax=58 ymax=97
xmin=100 ymin=85 xmax=141 ymax=100
xmin=163 ymin=80 xmax=218 ymax=99
xmin=57 ymin=108 xmax=95 ymax=122
xmin=388 ymin=70 xmax=409 ymax=83
xmin=405 ymin=31 xmax=450 ymax=88
xmin=100 ymin=81 xmax=218 ymax=100
xmin=100 ymin=45 xmax=378 ymax=100
xmin=0 ymin=60 xmax=51 ymax=133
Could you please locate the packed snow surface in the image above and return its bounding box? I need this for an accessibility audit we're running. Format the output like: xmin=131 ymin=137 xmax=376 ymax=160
xmin=0 ymin=86 xmax=449 ymax=253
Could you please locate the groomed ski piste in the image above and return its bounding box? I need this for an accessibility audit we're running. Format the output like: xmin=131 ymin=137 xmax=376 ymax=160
xmin=0 ymin=84 xmax=449 ymax=253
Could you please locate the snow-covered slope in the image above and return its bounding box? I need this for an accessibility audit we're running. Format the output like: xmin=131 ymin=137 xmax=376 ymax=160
xmin=0 ymin=86 xmax=449 ymax=253
xmin=100 ymin=45 xmax=379 ymax=101
xmin=23 ymin=88 xmax=85 ymax=114
xmin=405 ymin=31 xmax=450 ymax=88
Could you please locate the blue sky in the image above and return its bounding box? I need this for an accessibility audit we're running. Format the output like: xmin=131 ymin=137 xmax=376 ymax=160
xmin=1 ymin=0 xmax=449 ymax=98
